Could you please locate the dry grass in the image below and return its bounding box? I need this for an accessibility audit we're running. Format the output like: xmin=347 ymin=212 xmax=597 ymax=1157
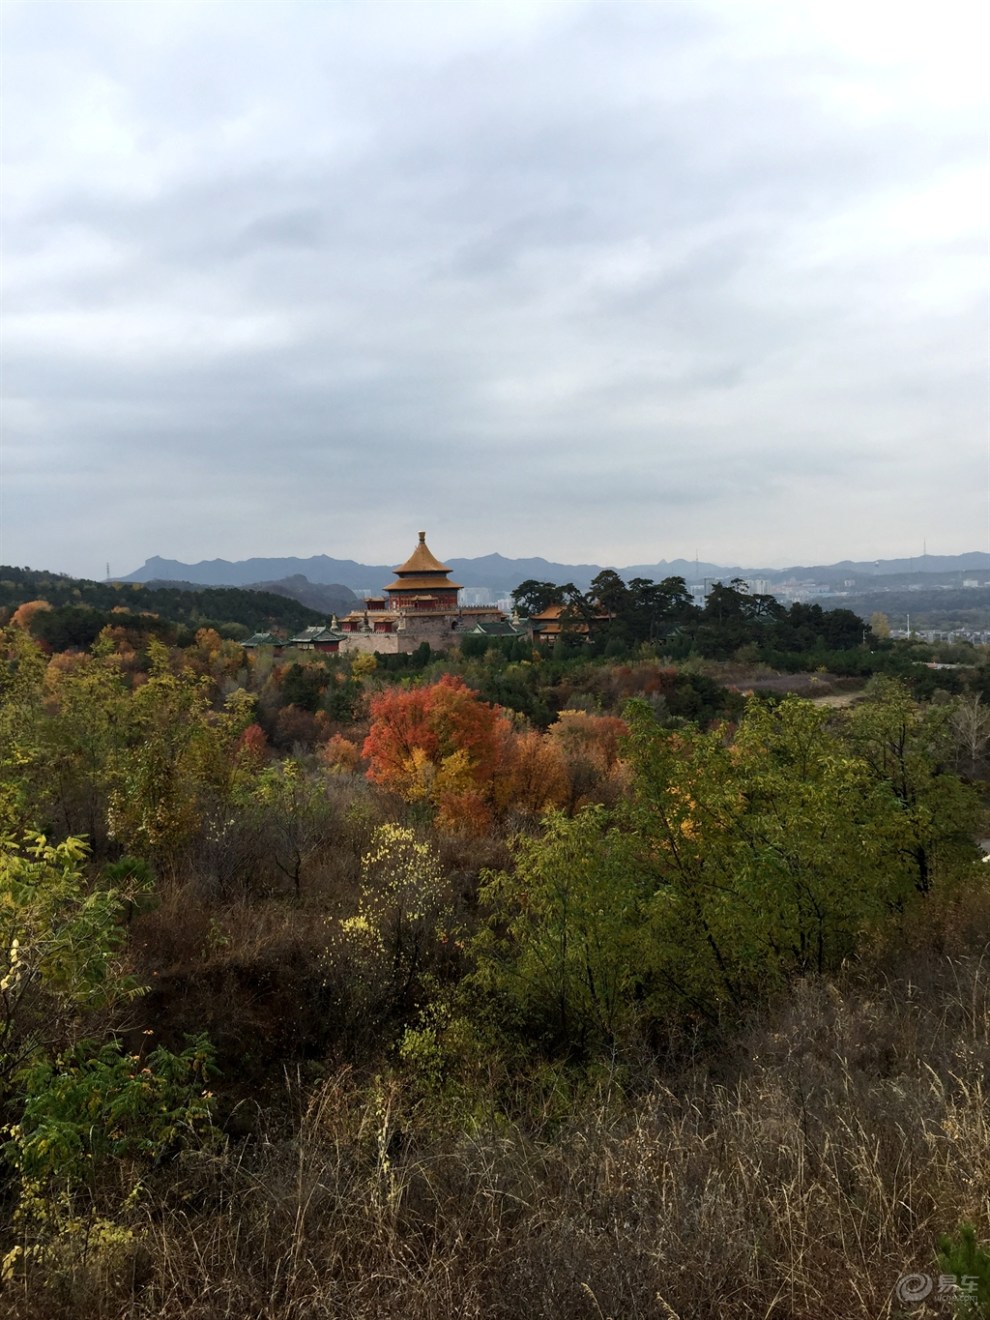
xmin=7 ymin=916 xmax=986 ymax=1320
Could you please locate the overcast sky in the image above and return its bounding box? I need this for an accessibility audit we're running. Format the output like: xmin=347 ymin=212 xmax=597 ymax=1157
xmin=2 ymin=0 xmax=988 ymax=580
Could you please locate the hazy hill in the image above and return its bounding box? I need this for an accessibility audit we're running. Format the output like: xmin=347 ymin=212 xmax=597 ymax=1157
xmin=120 ymin=552 xmax=733 ymax=594
xmin=794 ymin=552 xmax=990 ymax=577
xmin=119 ymin=550 xmax=990 ymax=595
xmin=819 ymin=586 xmax=990 ymax=633
xmin=0 ymin=567 xmax=325 ymax=638
xmin=244 ymin=575 xmax=357 ymax=616
xmin=123 ymin=555 xmax=393 ymax=590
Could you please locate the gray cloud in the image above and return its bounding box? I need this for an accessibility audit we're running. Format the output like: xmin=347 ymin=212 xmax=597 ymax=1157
xmin=1 ymin=0 xmax=987 ymax=579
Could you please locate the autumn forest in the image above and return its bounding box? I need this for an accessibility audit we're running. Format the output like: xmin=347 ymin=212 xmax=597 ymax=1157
xmin=1 ymin=566 xmax=988 ymax=1319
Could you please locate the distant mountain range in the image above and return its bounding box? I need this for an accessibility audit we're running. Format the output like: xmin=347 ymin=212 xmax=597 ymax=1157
xmin=118 ymin=551 xmax=990 ymax=596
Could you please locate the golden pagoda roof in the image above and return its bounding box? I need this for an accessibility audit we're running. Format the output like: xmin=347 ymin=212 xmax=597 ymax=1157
xmin=393 ymin=531 xmax=452 ymax=576
xmin=529 ymin=601 xmax=612 ymax=623
xmin=529 ymin=602 xmax=567 ymax=622
xmin=385 ymin=573 xmax=463 ymax=592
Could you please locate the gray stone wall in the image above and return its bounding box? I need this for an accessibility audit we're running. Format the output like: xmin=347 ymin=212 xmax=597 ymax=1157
xmin=336 ymin=606 xmax=502 ymax=655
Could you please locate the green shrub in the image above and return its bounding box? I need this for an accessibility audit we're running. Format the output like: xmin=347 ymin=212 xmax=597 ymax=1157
xmin=937 ymin=1224 xmax=990 ymax=1315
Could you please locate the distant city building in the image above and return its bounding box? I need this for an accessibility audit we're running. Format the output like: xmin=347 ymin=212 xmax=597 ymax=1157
xmin=698 ymin=577 xmax=771 ymax=601
xmin=774 ymin=580 xmax=830 ymax=602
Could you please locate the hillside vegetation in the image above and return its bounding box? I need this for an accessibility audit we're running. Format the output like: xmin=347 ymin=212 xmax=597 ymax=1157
xmin=0 ymin=566 xmax=325 ymax=648
xmin=0 ymin=579 xmax=988 ymax=1319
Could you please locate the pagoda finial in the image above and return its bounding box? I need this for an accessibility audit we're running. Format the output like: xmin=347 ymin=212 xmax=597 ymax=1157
xmin=418 ymin=530 xmax=426 ymax=543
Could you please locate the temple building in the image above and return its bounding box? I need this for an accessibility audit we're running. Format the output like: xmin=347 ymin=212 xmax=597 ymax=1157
xmin=385 ymin=532 xmax=462 ymax=611
xmin=527 ymin=600 xmax=612 ymax=644
xmin=336 ymin=531 xmax=506 ymax=653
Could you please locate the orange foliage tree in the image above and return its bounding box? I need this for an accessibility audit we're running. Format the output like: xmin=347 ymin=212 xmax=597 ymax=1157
xmin=493 ymin=730 xmax=570 ymax=818
xmin=546 ymin=710 xmax=630 ymax=808
xmin=320 ymin=732 xmax=362 ymax=774
xmin=363 ymin=675 xmax=516 ymax=832
xmin=10 ymin=600 xmax=52 ymax=631
xmin=236 ymin=722 xmax=269 ymax=770
xmin=364 ymin=676 xmax=579 ymax=830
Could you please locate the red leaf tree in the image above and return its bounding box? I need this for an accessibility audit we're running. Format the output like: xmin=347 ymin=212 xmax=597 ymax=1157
xmin=363 ymin=676 xmax=513 ymax=831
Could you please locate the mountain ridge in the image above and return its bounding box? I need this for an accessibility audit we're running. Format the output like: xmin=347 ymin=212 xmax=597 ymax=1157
xmin=118 ymin=551 xmax=990 ymax=595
